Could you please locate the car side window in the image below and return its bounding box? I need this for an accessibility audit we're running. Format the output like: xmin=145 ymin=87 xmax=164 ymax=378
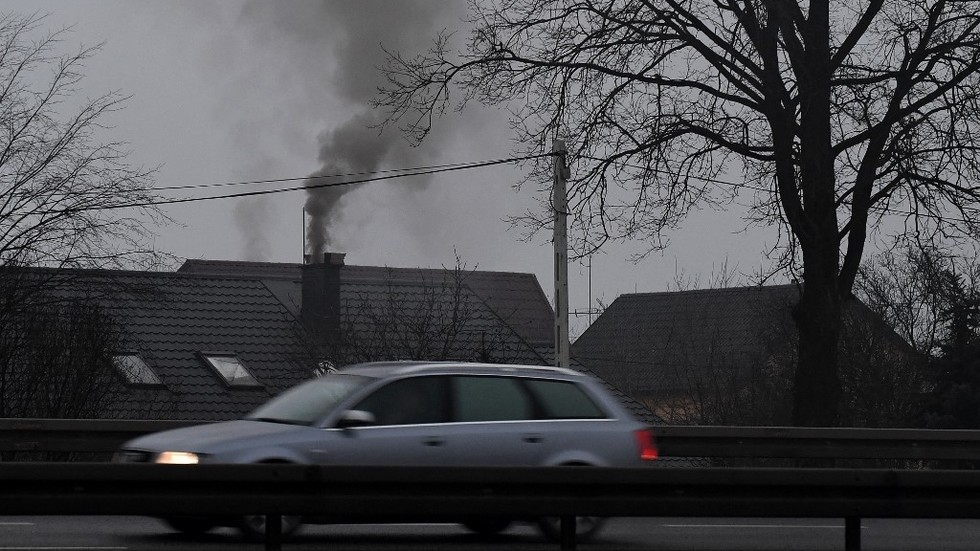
xmin=453 ymin=376 xmax=533 ymax=422
xmin=352 ymin=376 xmax=449 ymax=426
xmin=523 ymin=379 xmax=607 ymax=419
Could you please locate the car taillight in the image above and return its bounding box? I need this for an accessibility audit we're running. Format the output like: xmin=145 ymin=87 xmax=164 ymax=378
xmin=634 ymin=428 xmax=659 ymax=461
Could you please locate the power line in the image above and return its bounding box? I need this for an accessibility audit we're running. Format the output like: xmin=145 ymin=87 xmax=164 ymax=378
xmin=149 ymin=158 xmax=538 ymax=192
xmin=37 ymin=149 xmax=980 ymax=227
xmin=54 ymin=152 xmax=555 ymax=213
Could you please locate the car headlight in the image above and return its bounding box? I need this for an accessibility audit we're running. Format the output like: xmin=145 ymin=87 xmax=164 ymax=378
xmin=155 ymin=451 xmax=201 ymax=465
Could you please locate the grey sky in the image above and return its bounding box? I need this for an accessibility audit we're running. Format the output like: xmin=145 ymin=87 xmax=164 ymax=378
xmin=7 ymin=0 xmax=778 ymax=336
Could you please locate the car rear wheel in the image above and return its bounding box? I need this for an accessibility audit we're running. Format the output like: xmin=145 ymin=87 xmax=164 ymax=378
xmin=537 ymin=462 xmax=606 ymax=543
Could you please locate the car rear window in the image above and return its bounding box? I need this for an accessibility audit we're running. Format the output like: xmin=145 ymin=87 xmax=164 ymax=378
xmin=523 ymin=379 xmax=607 ymax=419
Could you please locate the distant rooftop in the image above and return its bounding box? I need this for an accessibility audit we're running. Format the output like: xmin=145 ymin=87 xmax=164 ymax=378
xmin=572 ymin=284 xmax=801 ymax=397
xmin=178 ymin=258 xmax=555 ymax=347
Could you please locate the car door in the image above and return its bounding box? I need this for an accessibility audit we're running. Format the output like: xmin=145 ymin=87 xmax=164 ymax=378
xmin=439 ymin=375 xmax=622 ymax=466
xmin=519 ymin=377 xmax=626 ymax=464
xmin=322 ymin=375 xmax=454 ymax=465
xmin=438 ymin=375 xmax=554 ymax=466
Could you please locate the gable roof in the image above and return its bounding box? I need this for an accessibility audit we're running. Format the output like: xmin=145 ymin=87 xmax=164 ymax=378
xmin=570 ymin=283 xmax=919 ymax=408
xmin=5 ymin=258 xmax=660 ymax=424
xmin=34 ymin=268 xmax=314 ymax=421
xmin=571 ymin=285 xmax=801 ymax=398
xmin=178 ymin=259 xmax=555 ymax=348
xmin=12 ymin=259 xmax=560 ymax=421
xmin=185 ymin=259 xmax=658 ymax=423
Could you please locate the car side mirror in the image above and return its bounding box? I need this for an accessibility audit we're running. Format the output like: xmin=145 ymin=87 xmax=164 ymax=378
xmin=336 ymin=409 xmax=376 ymax=429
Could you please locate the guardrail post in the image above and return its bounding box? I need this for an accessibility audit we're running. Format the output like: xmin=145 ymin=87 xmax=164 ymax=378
xmin=845 ymin=517 xmax=860 ymax=551
xmin=264 ymin=514 xmax=282 ymax=551
xmin=560 ymin=515 xmax=576 ymax=551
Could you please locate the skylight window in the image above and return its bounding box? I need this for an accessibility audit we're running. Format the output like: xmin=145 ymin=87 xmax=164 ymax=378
xmin=113 ymin=354 xmax=163 ymax=387
xmin=202 ymin=353 xmax=261 ymax=387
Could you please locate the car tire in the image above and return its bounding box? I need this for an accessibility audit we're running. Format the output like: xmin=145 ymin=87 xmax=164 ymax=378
xmin=537 ymin=515 xmax=606 ymax=543
xmin=237 ymin=459 xmax=304 ymax=541
xmin=238 ymin=514 xmax=303 ymax=541
xmin=537 ymin=461 xmax=607 ymax=543
xmin=162 ymin=516 xmax=215 ymax=535
xmin=462 ymin=519 xmax=512 ymax=536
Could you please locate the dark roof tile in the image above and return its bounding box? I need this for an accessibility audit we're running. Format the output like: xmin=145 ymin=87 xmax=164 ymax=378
xmin=571 ymin=285 xmax=801 ymax=397
xmin=19 ymin=259 xmax=658 ymax=424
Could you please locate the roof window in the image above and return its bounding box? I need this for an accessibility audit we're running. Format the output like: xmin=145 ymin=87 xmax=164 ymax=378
xmin=113 ymin=354 xmax=163 ymax=387
xmin=201 ymin=353 xmax=261 ymax=387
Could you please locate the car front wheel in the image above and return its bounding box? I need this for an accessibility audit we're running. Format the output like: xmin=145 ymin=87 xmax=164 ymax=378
xmin=238 ymin=514 xmax=303 ymax=541
xmin=537 ymin=515 xmax=606 ymax=543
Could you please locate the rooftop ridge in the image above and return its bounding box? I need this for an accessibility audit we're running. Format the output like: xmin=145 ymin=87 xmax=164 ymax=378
xmin=179 ymin=258 xmax=538 ymax=278
xmin=620 ymin=283 xmax=797 ymax=299
xmin=0 ymin=264 xmax=279 ymax=282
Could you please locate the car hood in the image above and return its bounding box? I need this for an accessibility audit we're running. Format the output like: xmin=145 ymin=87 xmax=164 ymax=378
xmin=122 ymin=419 xmax=308 ymax=453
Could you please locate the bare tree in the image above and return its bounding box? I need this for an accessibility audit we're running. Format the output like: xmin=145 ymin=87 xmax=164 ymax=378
xmin=855 ymin=244 xmax=980 ymax=357
xmin=654 ymin=292 xmax=922 ymax=428
xmin=856 ymin=242 xmax=980 ymax=428
xmin=336 ymin=261 xmax=527 ymax=365
xmin=0 ymin=13 xmax=171 ymax=426
xmin=378 ymin=0 xmax=980 ymax=425
xmin=0 ymin=13 xmax=167 ymax=274
xmin=837 ymin=309 xmax=926 ymax=427
xmin=0 ymin=294 xmax=128 ymax=419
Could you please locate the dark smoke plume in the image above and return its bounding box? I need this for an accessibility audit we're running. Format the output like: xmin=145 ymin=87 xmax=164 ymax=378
xmin=239 ymin=1 xmax=464 ymax=260
xmin=304 ymin=112 xmax=392 ymax=259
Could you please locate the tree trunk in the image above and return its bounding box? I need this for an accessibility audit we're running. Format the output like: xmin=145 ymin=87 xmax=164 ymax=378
xmin=792 ymin=260 xmax=842 ymax=426
xmin=790 ymin=0 xmax=841 ymax=427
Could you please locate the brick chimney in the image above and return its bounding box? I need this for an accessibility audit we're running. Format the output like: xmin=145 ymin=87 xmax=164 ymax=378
xmin=301 ymin=252 xmax=345 ymax=348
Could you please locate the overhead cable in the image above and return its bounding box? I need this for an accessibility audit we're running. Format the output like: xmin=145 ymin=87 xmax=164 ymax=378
xmin=55 ymin=152 xmax=556 ymax=213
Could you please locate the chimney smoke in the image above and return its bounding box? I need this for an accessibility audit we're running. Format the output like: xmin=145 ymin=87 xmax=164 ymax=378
xmin=303 ymin=113 xmax=390 ymax=259
xmin=235 ymin=1 xmax=467 ymax=260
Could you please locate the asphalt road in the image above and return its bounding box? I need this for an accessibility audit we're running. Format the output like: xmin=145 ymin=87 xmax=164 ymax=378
xmin=5 ymin=516 xmax=980 ymax=550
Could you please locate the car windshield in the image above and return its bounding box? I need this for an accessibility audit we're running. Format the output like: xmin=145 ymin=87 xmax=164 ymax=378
xmin=246 ymin=374 xmax=372 ymax=426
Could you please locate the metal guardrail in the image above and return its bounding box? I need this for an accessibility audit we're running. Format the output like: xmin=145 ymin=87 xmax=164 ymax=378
xmin=0 ymin=418 xmax=197 ymax=453
xmin=5 ymin=462 xmax=980 ymax=551
xmin=655 ymin=425 xmax=980 ymax=460
xmin=5 ymin=419 xmax=980 ymax=551
xmin=5 ymin=418 xmax=980 ymax=460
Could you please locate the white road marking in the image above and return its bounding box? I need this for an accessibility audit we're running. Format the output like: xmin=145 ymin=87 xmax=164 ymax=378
xmin=661 ymin=523 xmax=854 ymax=529
xmin=332 ymin=523 xmax=458 ymax=528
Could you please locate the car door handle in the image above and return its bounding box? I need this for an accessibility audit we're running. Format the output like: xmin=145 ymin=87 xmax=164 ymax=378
xmin=522 ymin=434 xmax=544 ymax=444
xmin=422 ymin=437 xmax=445 ymax=447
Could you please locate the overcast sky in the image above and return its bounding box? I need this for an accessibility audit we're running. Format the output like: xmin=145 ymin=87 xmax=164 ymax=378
xmin=9 ymin=1 xmax=780 ymax=336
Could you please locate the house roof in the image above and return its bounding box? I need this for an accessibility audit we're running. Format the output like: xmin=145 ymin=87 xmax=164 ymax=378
xmin=95 ymin=260 xmax=556 ymax=420
xmin=571 ymin=285 xmax=802 ymax=398
xmin=178 ymin=259 xmax=555 ymax=347
xmin=9 ymin=258 xmax=659 ymax=424
xmin=24 ymin=259 xmax=564 ymax=421
xmin=38 ymin=269 xmax=314 ymax=421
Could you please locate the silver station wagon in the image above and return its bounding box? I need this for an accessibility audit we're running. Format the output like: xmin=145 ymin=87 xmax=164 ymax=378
xmin=116 ymin=361 xmax=659 ymax=540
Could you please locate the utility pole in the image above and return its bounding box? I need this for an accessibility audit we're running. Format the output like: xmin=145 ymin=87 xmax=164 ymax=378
xmin=553 ymin=139 xmax=570 ymax=368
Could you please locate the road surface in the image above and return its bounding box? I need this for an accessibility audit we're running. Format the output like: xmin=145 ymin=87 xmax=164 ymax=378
xmin=4 ymin=516 xmax=980 ymax=550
